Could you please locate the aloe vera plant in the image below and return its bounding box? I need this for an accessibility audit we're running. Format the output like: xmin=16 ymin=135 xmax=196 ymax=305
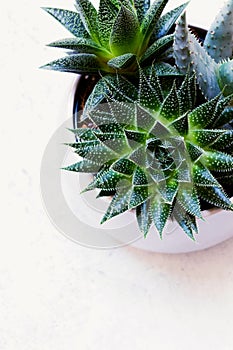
xmin=41 ymin=0 xmax=188 ymax=76
xmin=63 ymin=69 xmax=233 ymax=239
xmin=174 ymin=0 xmax=233 ymax=99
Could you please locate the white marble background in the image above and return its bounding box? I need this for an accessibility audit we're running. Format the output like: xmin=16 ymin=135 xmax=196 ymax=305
xmin=1 ymin=0 xmax=233 ymax=349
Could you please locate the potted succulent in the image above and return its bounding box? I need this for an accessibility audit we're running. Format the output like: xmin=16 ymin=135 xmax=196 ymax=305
xmin=41 ymin=0 xmax=233 ymax=253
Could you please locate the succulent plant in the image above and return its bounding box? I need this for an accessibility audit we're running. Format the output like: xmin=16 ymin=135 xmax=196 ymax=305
xmin=41 ymin=0 xmax=188 ymax=76
xmin=63 ymin=68 xmax=233 ymax=239
xmin=174 ymin=0 xmax=233 ymax=100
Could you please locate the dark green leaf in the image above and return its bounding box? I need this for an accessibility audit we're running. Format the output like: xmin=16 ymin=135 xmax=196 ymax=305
xmin=133 ymin=167 xmax=148 ymax=185
xmin=63 ymin=159 xmax=102 ymax=173
xmin=42 ymin=7 xmax=90 ymax=38
xmin=138 ymin=69 xmax=162 ymax=110
xmin=196 ymin=185 xmax=233 ymax=210
xmin=186 ymin=141 xmax=203 ymax=162
xmin=211 ymin=130 xmax=233 ymax=151
xmin=75 ymin=0 xmax=99 ymax=41
xmin=152 ymin=2 xmax=188 ymax=39
xmin=97 ymin=0 xmax=119 ymax=47
xmin=160 ymin=81 xmax=180 ymax=121
xmin=140 ymin=34 xmax=174 ymax=64
xmin=40 ymin=54 xmax=103 ymax=74
xmin=111 ymin=158 xmax=136 ymax=175
xmin=141 ymin=0 xmax=169 ymax=42
xmin=201 ymin=151 xmax=233 ymax=172
xmin=188 ymin=94 xmax=221 ymax=129
xmin=107 ymin=53 xmax=137 ymax=69
xmin=109 ymin=5 xmax=140 ymax=55
xmin=136 ymin=199 xmax=152 ymax=237
xmin=177 ymin=185 xmax=202 ymax=218
xmin=101 ymin=186 xmax=132 ymax=223
xmin=178 ymin=72 xmax=196 ymax=115
xmin=192 ymin=162 xmax=221 ymax=187
xmin=173 ymin=204 xmax=197 ymax=240
xmin=190 ymin=130 xmax=225 ymax=148
xmin=151 ymin=197 xmax=171 ymax=238
xmin=134 ymin=0 xmax=150 ymax=23
xmin=86 ymin=169 xmax=126 ymax=191
xmin=47 ymin=38 xmax=107 ymax=55
xmin=129 ymin=186 xmax=149 ymax=208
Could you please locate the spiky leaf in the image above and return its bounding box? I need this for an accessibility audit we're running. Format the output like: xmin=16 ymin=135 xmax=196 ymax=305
xmin=42 ymin=7 xmax=90 ymax=38
xmin=109 ymin=5 xmax=140 ymax=56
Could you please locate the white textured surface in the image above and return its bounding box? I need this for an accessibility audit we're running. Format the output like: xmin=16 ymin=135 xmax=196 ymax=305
xmin=1 ymin=0 xmax=233 ymax=349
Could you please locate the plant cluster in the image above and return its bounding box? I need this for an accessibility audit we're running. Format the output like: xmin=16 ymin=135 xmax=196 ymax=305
xmin=42 ymin=0 xmax=233 ymax=239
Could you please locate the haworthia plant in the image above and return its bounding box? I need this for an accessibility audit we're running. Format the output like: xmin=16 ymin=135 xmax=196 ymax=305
xmin=63 ymin=69 xmax=233 ymax=239
xmin=174 ymin=0 xmax=233 ymax=99
xmin=41 ymin=0 xmax=188 ymax=76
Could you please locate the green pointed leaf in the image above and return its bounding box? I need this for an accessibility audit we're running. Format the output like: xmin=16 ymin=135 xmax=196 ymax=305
xmin=136 ymin=199 xmax=152 ymax=237
xmin=97 ymin=0 xmax=119 ymax=47
xmin=186 ymin=141 xmax=203 ymax=162
xmin=95 ymin=132 xmax=130 ymax=154
xmin=75 ymin=0 xmax=99 ymax=41
xmin=211 ymin=130 xmax=233 ymax=151
xmin=201 ymin=151 xmax=233 ymax=172
xmin=129 ymin=186 xmax=149 ymax=209
xmin=125 ymin=129 xmax=147 ymax=145
xmin=146 ymin=65 xmax=164 ymax=100
xmin=47 ymin=38 xmax=108 ymax=55
xmin=129 ymin=145 xmax=148 ymax=167
xmin=196 ymin=185 xmax=233 ymax=210
xmin=151 ymin=197 xmax=171 ymax=238
xmin=158 ymin=177 xmax=178 ymax=203
xmin=136 ymin=104 xmax=156 ymax=130
xmin=177 ymin=185 xmax=202 ymax=218
xmin=188 ymin=94 xmax=221 ymax=129
xmin=152 ymin=2 xmax=188 ymax=39
xmin=109 ymin=5 xmax=140 ymax=56
xmin=173 ymin=205 xmax=197 ymax=240
xmin=138 ymin=69 xmax=162 ymax=110
xmin=111 ymin=158 xmax=136 ymax=175
xmin=42 ymin=7 xmax=90 ymax=38
xmin=141 ymin=0 xmax=169 ymax=42
xmin=41 ymin=54 xmax=103 ymax=74
xmin=134 ymin=0 xmax=150 ymax=23
xmin=102 ymin=75 xmax=138 ymax=102
xmin=101 ymin=186 xmax=131 ymax=223
xmin=107 ymin=100 xmax=136 ymax=126
xmin=98 ymin=123 xmax=124 ymax=134
xmin=140 ymin=34 xmax=174 ymax=64
xmin=213 ymin=106 xmax=233 ymax=128
xmin=178 ymin=72 xmax=196 ymax=115
xmin=107 ymin=53 xmax=137 ymax=69
xmin=73 ymin=141 xmax=117 ymax=163
xmin=192 ymin=162 xmax=222 ymax=187
xmin=160 ymin=82 xmax=180 ymax=121
xmin=70 ymin=128 xmax=98 ymax=141
xmin=190 ymin=129 xmax=225 ymax=148
xmin=168 ymin=112 xmax=188 ymax=135
xmin=87 ymin=169 xmax=126 ymax=191
xmin=83 ymin=78 xmax=109 ymax=117
xmin=63 ymin=159 xmax=102 ymax=173
xmin=133 ymin=167 xmax=148 ymax=185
